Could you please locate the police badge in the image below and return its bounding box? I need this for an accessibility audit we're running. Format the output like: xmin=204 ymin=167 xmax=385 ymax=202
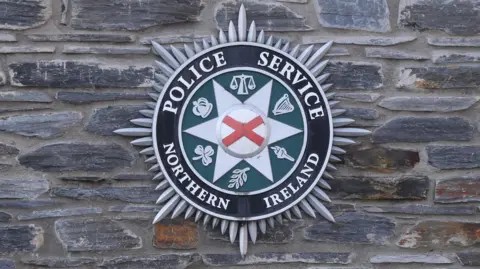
xmin=115 ymin=5 xmax=370 ymax=256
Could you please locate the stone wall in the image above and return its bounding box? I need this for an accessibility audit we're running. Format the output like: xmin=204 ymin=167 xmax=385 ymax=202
xmin=0 ymin=0 xmax=479 ymax=268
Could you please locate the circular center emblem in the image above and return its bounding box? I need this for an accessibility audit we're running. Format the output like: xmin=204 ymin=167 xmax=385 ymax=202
xmin=217 ymin=105 xmax=270 ymax=158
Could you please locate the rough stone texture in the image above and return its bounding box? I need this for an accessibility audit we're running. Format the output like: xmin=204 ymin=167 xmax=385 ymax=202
xmin=98 ymin=254 xmax=201 ymax=269
xmin=0 ymin=0 xmax=51 ymax=30
xmin=59 ymin=176 xmax=105 ymax=183
xmin=428 ymin=37 xmax=480 ymax=47
xmin=63 ymin=46 xmax=150 ymax=55
xmin=427 ymin=145 xmax=480 ymax=169
xmin=55 ymin=218 xmax=141 ymax=251
xmin=370 ymin=254 xmax=452 ymax=264
xmin=379 ymin=96 xmax=478 ymax=112
xmin=109 ymin=205 xmax=161 ymax=213
xmin=71 ymin=0 xmax=204 ymax=31
xmin=365 ymin=48 xmax=429 ymax=60
xmin=397 ymin=220 xmax=480 ymax=248
xmin=21 ymin=257 xmax=97 ymax=268
xmin=140 ymin=34 xmax=210 ymax=45
xmin=0 ymin=72 xmax=5 ymax=86
xmin=208 ymin=220 xmax=304 ymax=244
xmin=456 ymin=252 xmax=480 ymax=266
xmin=0 ymin=46 xmax=55 ymax=54
xmin=304 ymin=213 xmax=395 ymax=245
xmin=336 ymin=93 xmax=381 ymax=103
xmin=51 ymin=187 xmax=158 ymax=204
xmin=0 ymin=259 xmax=14 ymax=269
xmin=0 ymin=104 xmax=51 ymax=114
xmin=397 ymin=66 xmax=480 ymax=90
xmin=0 ymin=112 xmax=82 ymax=139
xmin=28 ymin=33 xmax=135 ymax=42
xmin=433 ymin=51 xmax=480 ymax=63
xmin=372 ymin=117 xmax=473 ymax=143
xmin=0 ymin=178 xmax=49 ymax=199
xmin=0 ymin=212 xmax=12 ymax=222
xmin=19 ymin=143 xmax=134 ymax=172
xmin=216 ymin=0 xmax=311 ymax=32
xmin=0 ymin=91 xmax=52 ymax=103
xmin=435 ymin=176 xmax=480 ymax=203
xmin=56 ymin=91 xmax=149 ymax=104
xmin=330 ymin=175 xmax=429 ymax=200
xmin=0 ymin=200 xmax=60 ymax=209
xmin=315 ymin=0 xmax=390 ymax=33
xmin=202 ymin=252 xmax=353 ymax=266
xmin=0 ymin=33 xmax=16 ymax=42
xmin=325 ymin=61 xmax=383 ymax=90
xmin=364 ymin=204 xmax=477 ymax=215
xmin=85 ymin=105 xmax=146 ymax=136
xmin=0 ymin=225 xmax=43 ymax=253
xmin=399 ymin=0 xmax=480 ymax=35
xmin=17 ymin=207 xmax=102 ymax=220
xmin=344 ymin=146 xmax=419 ymax=172
xmin=154 ymin=219 xmax=198 ymax=249
xmin=112 ymin=173 xmax=153 ymax=181
xmin=343 ymin=108 xmax=379 ymax=120
xmin=303 ymin=36 xmax=416 ymax=46
xmin=9 ymin=61 xmax=154 ymax=88
xmin=0 ymin=143 xmax=19 ymax=156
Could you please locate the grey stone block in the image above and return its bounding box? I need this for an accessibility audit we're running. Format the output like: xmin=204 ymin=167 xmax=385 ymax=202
xmin=432 ymin=51 xmax=480 ymax=63
xmin=315 ymin=0 xmax=390 ymax=33
xmin=0 ymin=0 xmax=51 ymax=30
xmin=21 ymin=257 xmax=97 ymax=268
xmin=343 ymin=108 xmax=379 ymax=120
xmin=27 ymin=33 xmax=135 ymax=42
xmin=363 ymin=204 xmax=477 ymax=215
xmin=379 ymin=96 xmax=478 ymax=112
xmin=85 ymin=105 xmax=146 ymax=136
xmin=17 ymin=207 xmax=102 ymax=220
xmin=0 ymin=91 xmax=52 ymax=103
xmin=303 ymin=36 xmax=416 ymax=46
xmin=19 ymin=143 xmax=134 ymax=172
xmin=56 ymin=91 xmax=149 ymax=104
xmin=371 ymin=254 xmax=452 ymax=264
xmin=365 ymin=48 xmax=429 ymax=60
xmin=427 ymin=145 xmax=480 ymax=169
xmin=344 ymin=146 xmax=419 ymax=172
xmin=63 ymin=46 xmax=150 ymax=55
xmin=0 ymin=259 xmax=14 ymax=269
xmin=0 ymin=143 xmax=19 ymax=156
xmin=0 ymin=225 xmax=43 ymax=253
xmin=98 ymin=254 xmax=201 ymax=269
xmin=0 ymin=212 xmax=12 ymax=223
xmin=202 ymin=252 xmax=353 ymax=266
xmin=428 ymin=37 xmax=480 ymax=47
xmin=0 ymin=200 xmax=60 ymax=209
xmin=325 ymin=61 xmax=383 ymax=90
xmin=141 ymin=34 xmax=210 ymax=45
xmin=0 ymin=34 xmax=16 ymax=42
xmin=336 ymin=93 xmax=381 ymax=103
xmin=435 ymin=176 xmax=480 ymax=203
xmin=0 ymin=46 xmax=55 ymax=54
xmin=51 ymin=187 xmax=158 ymax=204
xmin=0 ymin=178 xmax=49 ymax=199
xmin=456 ymin=252 xmax=480 ymax=266
xmin=397 ymin=66 xmax=480 ymax=90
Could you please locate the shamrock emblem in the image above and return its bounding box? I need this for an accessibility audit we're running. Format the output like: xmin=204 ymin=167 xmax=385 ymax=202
xmin=192 ymin=145 xmax=214 ymax=166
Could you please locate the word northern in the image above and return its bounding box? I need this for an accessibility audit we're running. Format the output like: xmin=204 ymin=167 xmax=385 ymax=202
xmin=162 ymin=50 xmax=326 ymax=120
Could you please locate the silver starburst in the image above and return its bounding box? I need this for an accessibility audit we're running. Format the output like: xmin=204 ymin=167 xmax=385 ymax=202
xmin=115 ymin=4 xmax=370 ymax=257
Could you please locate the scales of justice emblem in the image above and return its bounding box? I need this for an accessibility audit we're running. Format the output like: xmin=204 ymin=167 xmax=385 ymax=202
xmin=115 ymin=4 xmax=370 ymax=256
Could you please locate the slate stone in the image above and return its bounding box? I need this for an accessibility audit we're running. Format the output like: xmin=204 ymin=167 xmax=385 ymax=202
xmin=85 ymin=105 xmax=146 ymax=136
xmin=379 ymin=96 xmax=478 ymax=112
xmin=98 ymin=254 xmax=201 ymax=269
xmin=27 ymin=33 xmax=135 ymax=42
xmin=277 ymin=0 xmax=308 ymax=3
xmin=0 ymin=112 xmax=82 ymax=139
xmin=71 ymin=0 xmax=204 ymax=31
xmin=0 ymin=212 xmax=12 ymax=222
xmin=141 ymin=34 xmax=210 ymax=45
xmin=0 ymin=225 xmax=43 ymax=253
xmin=208 ymin=220 xmax=304 ymax=244
xmin=0 ymin=200 xmax=60 ymax=209
xmin=315 ymin=0 xmax=390 ymax=33
xmin=56 ymin=91 xmax=149 ymax=104
xmin=21 ymin=257 xmax=97 ymax=268
xmin=0 ymin=143 xmax=19 ymax=156
xmin=0 ymin=33 xmax=16 ymax=42
xmin=397 ymin=220 xmax=480 ymax=248
xmin=364 ymin=204 xmax=477 ymax=215
xmin=63 ymin=46 xmax=150 ymax=55
xmin=216 ymin=0 xmax=311 ymax=32
xmin=51 ymin=187 xmax=158 ymax=204
xmin=399 ymin=0 xmax=479 ymax=35
xmin=305 ymin=213 xmax=394 ymax=245
xmin=435 ymin=176 xmax=480 ymax=203
xmin=397 ymin=66 xmax=480 ymax=90
xmin=108 ymin=205 xmax=161 ymax=213
xmin=17 ymin=207 xmax=102 ymax=220
xmin=372 ymin=117 xmax=473 ymax=143
xmin=335 ymin=93 xmax=381 ymax=103
xmin=0 ymin=104 xmax=51 ymax=114
xmin=433 ymin=51 xmax=480 ymax=63
xmin=0 ymin=0 xmax=51 ymax=30
xmin=365 ymin=48 xmax=429 ymax=60
xmin=0 ymin=259 xmax=14 ymax=269
xmin=155 ymin=219 xmax=198 ymax=249
xmin=303 ymin=36 xmax=416 ymax=46
xmin=343 ymin=108 xmax=379 ymax=120
xmin=112 ymin=173 xmax=153 ymax=181
xmin=428 ymin=37 xmax=480 ymax=47
xmin=59 ymin=176 xmax=104 ymax=183
xmin=0 ymin=72 xmax=5 ymax=86
xmin=0 ymin=46 xmax=55 ymax=54
xmin=371 ymin=254 xmax=452 ymax=264
xmin=202 ymin=252 xmax=353 ymax=266
xmin=427 ymin=145 xmax=480 ymax=169
xmin=0 ymin=91 xmax=52 ymax=103
xmin=344 ymin=146 xmax=419 ymax=172
xmin=456 ymin=252 xmax=480 ymax=266
xmin=325 ymin=61 xmax=382 ymax=90
xmin=9 ymin=61 xmax=154 ymax=88
xmin=55 ymin=218 xmax=141 ymax=251
xmin=19 ymin=143 xmax=134 ymax=172
xmin=330 ymin=175 xmax=429 ymax=200
xmin=0 ymin=178 xmax=49 ymax=199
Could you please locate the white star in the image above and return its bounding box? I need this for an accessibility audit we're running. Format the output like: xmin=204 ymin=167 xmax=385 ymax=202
xmin=184 ymin=79 xmax=302 ymax=185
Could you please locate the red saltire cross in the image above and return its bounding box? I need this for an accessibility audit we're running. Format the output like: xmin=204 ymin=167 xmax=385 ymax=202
xmin=222 ymin=116 xmax=265 ymax=147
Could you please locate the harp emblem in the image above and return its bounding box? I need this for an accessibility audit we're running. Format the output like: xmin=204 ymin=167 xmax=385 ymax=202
xmin=272 ymin=94 xmax=295 ymax=116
